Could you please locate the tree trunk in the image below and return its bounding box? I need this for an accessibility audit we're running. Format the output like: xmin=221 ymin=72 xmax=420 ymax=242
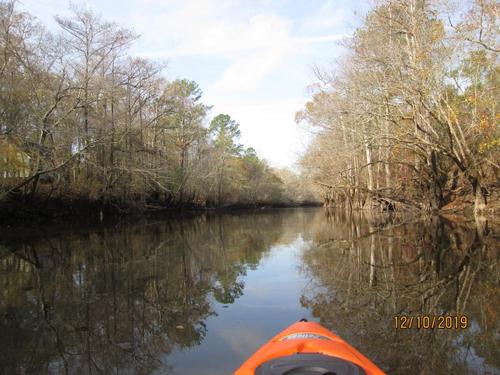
xmin=472 ymin=177 xmax=487 ymax=215
xmin=217 ymin=155 xmax=225 ymax=207
xmin=384 ymin=106 xmax=392 ymax=190
xmin=363 ymin=131 xmax=374 ymax=209
xmin=428 ymin=150 xmax=442 ymax=212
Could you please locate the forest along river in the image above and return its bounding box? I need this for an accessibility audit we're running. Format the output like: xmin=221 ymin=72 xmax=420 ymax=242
xmin=0 ymin=208 xmax=498 ymax=374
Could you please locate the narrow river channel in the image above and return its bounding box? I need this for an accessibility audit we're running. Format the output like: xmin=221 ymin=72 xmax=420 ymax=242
xmin=0 ymin=208 xmax=498 ymax=374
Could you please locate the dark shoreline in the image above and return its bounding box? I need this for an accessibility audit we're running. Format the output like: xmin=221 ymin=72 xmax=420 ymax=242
xmin=0 ymin=196 xmax=323 ymax=227
xmin=2 ymin=193 xmax=497 ymax=228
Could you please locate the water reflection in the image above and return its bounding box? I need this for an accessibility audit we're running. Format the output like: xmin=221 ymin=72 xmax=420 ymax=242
xmin=0 ymin=210 xmax=315 ymax=374
xmin=300 ymin=210 xmax=499 ymax=374
xmin=0 ymin=209 xmax=498 ymax=374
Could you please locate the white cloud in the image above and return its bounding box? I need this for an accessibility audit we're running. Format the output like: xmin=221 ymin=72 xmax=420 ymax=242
xmin=205 ymin=15 xmax=346 ymax=93
xmin=129 ymin=0 xmax=270 ymax=57
xmin=128 ymin=1 xmax=346 ymax=93
xmin=171 ymin=12 xmax=292 ymax=57
xmin=301 ymin=0 xmax=347 ymax=32
xmin=208 ymin=98 xmax=312 ymax=168
xmin=296 ymin=34 xmax=348 ymax=43
xmin=210 ymin=45 xmax=292 ymax=92
xmin=219 ymin=326 xmax=266 ymax=356
xmin=131 ymin=2 xmax=295 ymax=94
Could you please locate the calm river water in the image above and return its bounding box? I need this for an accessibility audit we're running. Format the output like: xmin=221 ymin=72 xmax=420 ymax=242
xmin=0 ymin=208 xmax=498 ymax=374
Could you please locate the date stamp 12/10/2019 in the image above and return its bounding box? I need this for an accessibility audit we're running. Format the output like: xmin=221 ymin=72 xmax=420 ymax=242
xmin=393 ymin=315 xmax=469 ymax=329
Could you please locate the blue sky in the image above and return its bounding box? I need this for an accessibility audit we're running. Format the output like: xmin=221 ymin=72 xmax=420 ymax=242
xmin=19 ymin=0 xmax=369 ymax=168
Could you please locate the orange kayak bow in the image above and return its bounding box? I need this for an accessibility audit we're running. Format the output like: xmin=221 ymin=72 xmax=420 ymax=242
xmin=235 ymin=320 xmax=385 ymax=375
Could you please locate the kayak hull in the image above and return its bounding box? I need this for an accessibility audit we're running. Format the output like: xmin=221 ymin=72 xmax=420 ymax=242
xmin=234 ymin=321 xmax=385 ymax=375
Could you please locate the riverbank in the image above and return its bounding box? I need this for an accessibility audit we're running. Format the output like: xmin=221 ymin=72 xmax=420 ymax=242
xmin=2 ymin=189 xmax=499 ymax=227
xmin=2 ymin=181 xmax=498 ymax=226
xmin=0 ymin=195 xmax=322 ymax=226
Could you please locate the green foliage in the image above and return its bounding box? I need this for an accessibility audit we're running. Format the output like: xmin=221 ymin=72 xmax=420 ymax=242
xmin=209 ymin=114 xmax=243 ymax=155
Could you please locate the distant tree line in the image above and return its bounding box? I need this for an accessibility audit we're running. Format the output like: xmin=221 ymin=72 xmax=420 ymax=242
xmin=297 ymin=0 xmax=498 ymax=215
xmin=0 ymin=1 xmax=318 ymax=211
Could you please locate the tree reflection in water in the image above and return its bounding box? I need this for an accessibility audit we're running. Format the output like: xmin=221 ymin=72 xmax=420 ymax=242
xmin=300 ymin=209 xmax=499 ymax=374
xmin=0 ymin=212 xmax=283 ymax=374
xmin=0 ymin=209 xmax=498 ymax=374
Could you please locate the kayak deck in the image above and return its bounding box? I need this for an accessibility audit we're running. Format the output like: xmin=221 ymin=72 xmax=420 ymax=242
xmin=235 ymin=320 xmax=385 ymax=375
